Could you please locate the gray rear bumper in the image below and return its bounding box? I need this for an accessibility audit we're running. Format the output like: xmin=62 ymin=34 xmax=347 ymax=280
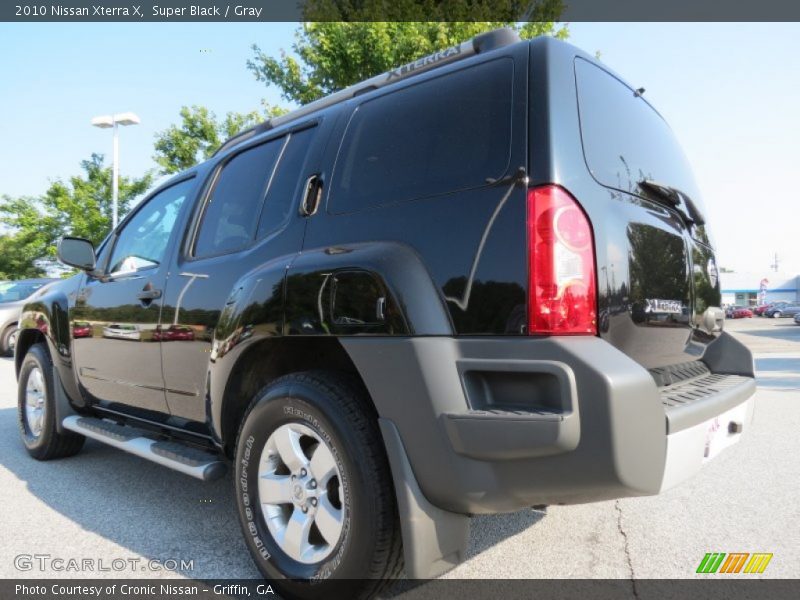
xmin=341 ymin=332 xmax=755 ymax=515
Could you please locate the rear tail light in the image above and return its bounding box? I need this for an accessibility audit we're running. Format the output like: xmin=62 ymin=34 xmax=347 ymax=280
xmin=527 ymin=185 xmax=597 ymax=335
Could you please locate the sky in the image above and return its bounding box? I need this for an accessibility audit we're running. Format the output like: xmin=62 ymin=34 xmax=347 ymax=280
xmin=0 ymin=22 xmax=798 ymax=276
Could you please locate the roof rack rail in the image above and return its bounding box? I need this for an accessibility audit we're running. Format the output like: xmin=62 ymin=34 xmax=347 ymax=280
xmin=215 ymin=120 xmax=274 ymax=156
xmin=213 ymin=27 xmax=520 ymax=156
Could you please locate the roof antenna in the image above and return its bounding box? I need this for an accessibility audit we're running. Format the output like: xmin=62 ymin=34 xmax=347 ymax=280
xmin=634 ymin=87 xmax=646 ymax=97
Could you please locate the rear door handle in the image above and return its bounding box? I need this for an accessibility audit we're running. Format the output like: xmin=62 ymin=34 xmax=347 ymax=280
xmin=299 ymin=174 xmax=322 ymax=216
xmin=137 ymin=288 xmax=162 ymax=301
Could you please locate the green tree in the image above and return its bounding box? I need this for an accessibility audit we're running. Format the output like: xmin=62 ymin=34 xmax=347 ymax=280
xmin=0 ymin=235 xmax=46 ymax=279
xmin=0 ymin=154 xmax=152 ymax=277
xmin=153 ymin=103 xmax=287 ymax=174
xmin=248 ymin=19 xmax=567 ymax=105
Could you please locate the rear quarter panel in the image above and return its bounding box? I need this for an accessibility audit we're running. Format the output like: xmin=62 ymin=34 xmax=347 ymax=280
xmin=297 ymin=41 xmax=531 ymax=336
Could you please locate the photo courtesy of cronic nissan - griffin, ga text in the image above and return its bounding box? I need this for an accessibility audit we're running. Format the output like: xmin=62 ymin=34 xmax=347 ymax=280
xmin=15 ymin=29 xmax=754 ymax=599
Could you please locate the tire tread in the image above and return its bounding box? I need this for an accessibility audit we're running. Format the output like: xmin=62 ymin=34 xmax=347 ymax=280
xmin=19 ymin=344 xmax=85 ymax=460
xmin=235 ymin=369 xmax=403 ymax=596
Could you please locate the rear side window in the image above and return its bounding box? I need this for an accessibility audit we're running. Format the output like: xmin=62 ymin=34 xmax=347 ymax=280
xmin=256 ymin=126 xmax=317 ymax=239
xmin=575 ymin=58 xmax=705 ymax=211
xmin=194 ymin=138 xmax=285 ymax=258
xmin=330 ymin=58 xmax=513 ymax=214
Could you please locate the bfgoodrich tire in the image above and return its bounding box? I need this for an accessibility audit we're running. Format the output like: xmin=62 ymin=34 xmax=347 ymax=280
xmin=17 ymin=343 xmax=85 ymax=460
xmin=234 ymin=371 xmax=402 ymax=599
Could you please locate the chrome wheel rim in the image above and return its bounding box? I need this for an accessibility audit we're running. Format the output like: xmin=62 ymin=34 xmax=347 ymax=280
xmin=25 ymin=367 xmax=45 ymax=438
xmin=258 ymin=422 xmax=345 ymax=564
xmin=8 ymin=329 xmax=18 ymax=352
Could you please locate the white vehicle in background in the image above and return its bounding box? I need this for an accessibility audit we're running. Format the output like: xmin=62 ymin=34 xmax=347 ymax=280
xmin=101 ymin=324 xmax=141 ymax=341
xmin=0 ymin=278 xmax=59 ymax=356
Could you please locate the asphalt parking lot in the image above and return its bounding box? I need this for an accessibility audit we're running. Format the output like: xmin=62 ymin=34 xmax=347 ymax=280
xmin=0 ymin=316 xmax=798 ymax=588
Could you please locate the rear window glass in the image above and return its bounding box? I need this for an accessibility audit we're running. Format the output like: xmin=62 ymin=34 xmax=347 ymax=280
xmin=575 ymin=58 xmax=705 ymax=213
xmin=330 ymin=58 xmax=513 ymax=214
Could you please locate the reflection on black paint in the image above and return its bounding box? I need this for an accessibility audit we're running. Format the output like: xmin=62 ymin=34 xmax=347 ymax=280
xmin=627 ymin=224 xmax=689 ymax=327
xmin=692 ymin=245 xmax=722 ymax=321
xmin=283 ymin=271 xmax=406 ymax=336
xmin=443 ymin=277 xmax=525 ymax=334
xmin=211 ymin=280 xmax=284 ymax=359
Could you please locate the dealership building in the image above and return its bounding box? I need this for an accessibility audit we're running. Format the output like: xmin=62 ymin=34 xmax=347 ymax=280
xmin=720 ymin=272 xmax=800 ymax=307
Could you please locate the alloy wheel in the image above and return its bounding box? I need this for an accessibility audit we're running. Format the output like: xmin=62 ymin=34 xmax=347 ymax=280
xmin=25 ymin=367 xmax=45 ymax=438
xmin=258 ymin=422 xmax=345 ymax=564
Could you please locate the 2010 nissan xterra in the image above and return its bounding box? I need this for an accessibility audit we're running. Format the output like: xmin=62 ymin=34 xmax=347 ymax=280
xmin=15 ymin=29 xmax=754 ymax=599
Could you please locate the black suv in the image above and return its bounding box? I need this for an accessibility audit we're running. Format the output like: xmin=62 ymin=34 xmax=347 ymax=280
xmin=16 ymin=29 xmax=754 ymax=597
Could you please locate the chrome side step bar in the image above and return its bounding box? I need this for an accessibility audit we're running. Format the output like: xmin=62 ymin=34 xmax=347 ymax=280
xmin=62 ymin=416 xmax=227 ymax=481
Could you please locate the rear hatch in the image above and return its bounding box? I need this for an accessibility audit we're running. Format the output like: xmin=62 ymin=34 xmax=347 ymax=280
xmin=573 ymin=57 xmax=722 ymax=369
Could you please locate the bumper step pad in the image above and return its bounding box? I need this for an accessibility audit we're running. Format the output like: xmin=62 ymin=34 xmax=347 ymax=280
xmin=660 ymin=372 xmax=755 ymax=434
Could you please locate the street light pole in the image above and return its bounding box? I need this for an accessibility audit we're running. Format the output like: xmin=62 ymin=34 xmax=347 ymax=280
xmin=112 ymin=121 xmax=119 ymax=227
xmin=91 ymin=112 xmax=141 ymax=229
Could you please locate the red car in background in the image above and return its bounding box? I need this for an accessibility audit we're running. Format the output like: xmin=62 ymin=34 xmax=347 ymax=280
xmin=755 ymin=301 xmax=787 ymax=316
xmin=152 ymin=325 xmax=195 ymax=341
xmin=72 ymin=321 xmax=93 ymax=338
xmin=728 ymin=307 xmax=753 ymax=319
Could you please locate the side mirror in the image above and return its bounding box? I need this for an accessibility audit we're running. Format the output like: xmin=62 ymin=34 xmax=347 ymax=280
xmin=57 ymin=237 xmax=96 ymax=271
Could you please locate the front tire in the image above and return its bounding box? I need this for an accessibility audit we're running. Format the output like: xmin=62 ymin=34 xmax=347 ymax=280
xmin=17 ymin=344 xmax=85 ymax=460
xmin=234 ymin=371 xmax=402 ymax=599
xmin=773 ymin=311 xmax=782 ymax=318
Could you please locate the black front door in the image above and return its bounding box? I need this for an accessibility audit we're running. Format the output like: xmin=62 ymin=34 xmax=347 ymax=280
xmin=72 ymin=178 xmax=196 ymax=414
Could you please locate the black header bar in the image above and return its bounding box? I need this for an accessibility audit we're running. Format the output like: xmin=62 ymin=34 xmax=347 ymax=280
xmin=2 ymin=579 xmax=800 ymax=600
xmin=3 ymin=0 xmax=800 ymax=23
